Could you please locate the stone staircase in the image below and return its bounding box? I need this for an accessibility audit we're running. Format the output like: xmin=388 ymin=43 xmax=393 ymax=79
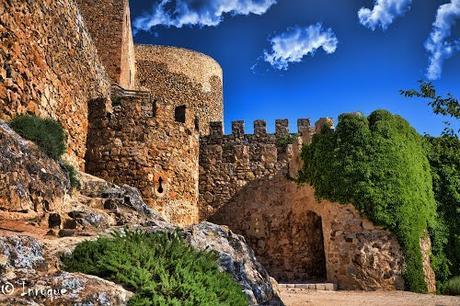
xmin=279 ymin=283 xmax=337 ymax=291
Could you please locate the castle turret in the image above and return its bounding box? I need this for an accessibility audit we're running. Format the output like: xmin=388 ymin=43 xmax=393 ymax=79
xmin=135 ymin=45 xmax=224 ymax=135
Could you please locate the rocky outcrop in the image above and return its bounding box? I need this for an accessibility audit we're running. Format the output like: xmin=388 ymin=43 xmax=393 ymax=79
xmin=0 ymin=122 xmax=69 ymax=221
xmin=186 ymin=222 xmax=282 ymax=305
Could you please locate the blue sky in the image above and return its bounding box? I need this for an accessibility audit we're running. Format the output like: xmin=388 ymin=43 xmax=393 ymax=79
xmin=131 ymin=0 xmax=460 ymax=135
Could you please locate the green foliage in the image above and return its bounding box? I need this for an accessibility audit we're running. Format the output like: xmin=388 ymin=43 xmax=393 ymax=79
xmin=60 ymin=162 xmax=81 ymax=189
xmin=9 ymin=114 xmax=66 ymax=160
xmin=401 ymin=81 xmax=460 ymax=136
xmin=426 ymin=135 xmax=460 ymax=285
xmin=276 ymin=134 xmax=297 ymax=151
xmin=62 ymin=230 xmax=247 ymax=306
xmin=443 ymin=276 xmax=460 ymax=296
xmin=299 ymin=110 xmax=437 ymax=293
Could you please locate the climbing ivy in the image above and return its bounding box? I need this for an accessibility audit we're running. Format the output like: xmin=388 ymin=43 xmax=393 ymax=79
xmin=299 ymin=110 xmax=438 ymax=293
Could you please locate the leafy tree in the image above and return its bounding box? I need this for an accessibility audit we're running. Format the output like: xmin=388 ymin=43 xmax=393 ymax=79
xmin=299 ymin=110 xmax=437 ymax=293
xmin=401 ymin=81 xmax=460 ymax=136
xmin=401 ymin=82 xmax=460 ymax=293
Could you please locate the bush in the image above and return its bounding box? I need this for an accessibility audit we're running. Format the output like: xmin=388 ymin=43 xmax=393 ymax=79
xmin=426 ymin=135 xmax=460 ymax=285
xmin=62 ymin=230 xmax=247 ymax=306
xmin=444 ymin=276 xmax=460 ymax=296
xmin=61 ymin=162 xmax=80 ymax=189
xmin=299 ymin=110 xmax=437 ymax=292
xmin=10 ymin=114 xmax=66 ymax=160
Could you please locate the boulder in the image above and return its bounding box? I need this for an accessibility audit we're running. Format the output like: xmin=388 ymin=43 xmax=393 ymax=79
xmin=186 ymin=222 xmax=283 ymax=305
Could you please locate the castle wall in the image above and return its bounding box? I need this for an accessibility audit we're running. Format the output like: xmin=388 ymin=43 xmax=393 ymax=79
xmin=135 ymin=45 xmax=223 ymax=135
xmin=76 ymin=0 xmax=136 ymax=89
xmin=0 ymin=0 xmax=111 ymax=167
xmin=86 ymin=95 xmax=200 ymax=226
xmin=200 ymin=119 xmax=406 ymax=290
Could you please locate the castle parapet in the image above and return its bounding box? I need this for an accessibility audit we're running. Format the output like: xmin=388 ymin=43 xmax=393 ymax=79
xmin=205 ymin=118 xmax=312 ymax=141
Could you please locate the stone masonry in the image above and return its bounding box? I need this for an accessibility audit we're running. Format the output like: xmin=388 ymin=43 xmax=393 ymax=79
xmin=0 ymin=0 xmax=111 ymax=168
xmin=86 ymin=94 xmax=201 ymax=226
xmin=200 ymin=119 xmax=435 ymax=290
xmin=77 ymin=0 xmax=136 ymax=89
xmin=135 ymin=45 xmax=223 ymax=135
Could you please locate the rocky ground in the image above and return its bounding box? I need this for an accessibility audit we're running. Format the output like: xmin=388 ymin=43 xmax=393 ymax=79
xmin=280 ymin=288 xmax=460 ymax=306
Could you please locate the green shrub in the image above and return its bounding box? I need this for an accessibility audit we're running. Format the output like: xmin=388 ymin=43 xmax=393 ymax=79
xmin=62 ymin=230 xmax=247 ymax=306
xmin=10 ymin=114 xmax=66 ymax=160
xmin=444 ymin=276 xmax=460 ymax=296
xmin=299 ymin=110 xmax=437 ymax=293
xmin=61 ymin=162 xmax=80 ymax=189
xmin=426 ymin=135 xmax=460 ymax=285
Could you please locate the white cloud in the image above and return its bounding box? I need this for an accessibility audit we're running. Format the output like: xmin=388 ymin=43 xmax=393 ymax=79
xmin=358 ymin=0 xmax=412 ymax=31
xmin=133 ymin=0 xmax=276 ymax=32
xmin=263 ymin=23 xmax=338 ymax=70
xmin=425 ymin=0 xmax=460 ymax=80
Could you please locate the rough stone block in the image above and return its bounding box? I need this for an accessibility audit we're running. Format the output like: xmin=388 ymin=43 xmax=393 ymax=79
xmin=232 ymin=120 xmax=245 ymax=137
xmin=275 ymin=119 xmax=289 ymax=137
xmin=254 ymin=120 xmax=267 ymax=136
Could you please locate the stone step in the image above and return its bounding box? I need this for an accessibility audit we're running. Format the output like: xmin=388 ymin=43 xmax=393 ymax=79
xmin=278 ymin=283 xmax=337 ymax=291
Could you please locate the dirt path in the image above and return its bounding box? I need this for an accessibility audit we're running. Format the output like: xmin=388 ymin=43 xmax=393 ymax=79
xmin=280 ymin=288 xmax=460 ymax=306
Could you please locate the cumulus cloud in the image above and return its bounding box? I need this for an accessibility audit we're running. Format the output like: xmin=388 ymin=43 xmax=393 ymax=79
xmin=133 ymin=0 xmax=277 ymax=32
xmin=425 ymin=0 xmax=460 ymax=80
xmin=358 ymin=0 xmax=412 ymax=31
xmin=263 ymin=23 xmax=338 ymax=70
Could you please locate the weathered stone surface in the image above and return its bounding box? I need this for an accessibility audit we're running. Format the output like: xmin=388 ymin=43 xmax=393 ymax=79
xmin=209 ymin=171 xmax=406 ymax=291
xmin=85 ymin=96 xmax=201 ymax=225
xmin=0 ymin=235 xmax=45 ymax=280
xmin=76 ymin=0 xmax=136 ymax=89
xmin=185 ymin=222 xmax=283 ymax=305
xmin=0 ymin=0 xmax=111 ymax=167
xmin=0 ymin=122 xmax=69 ymax=220
xmin=0 ymin=135 xmax=280 ymax=304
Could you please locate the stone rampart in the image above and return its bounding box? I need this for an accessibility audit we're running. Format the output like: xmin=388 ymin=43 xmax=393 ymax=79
xmin=199 ymin=119 xmax=311 ymax=219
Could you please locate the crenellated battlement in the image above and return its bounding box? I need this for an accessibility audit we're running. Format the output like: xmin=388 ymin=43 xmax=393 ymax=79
xmin=206 ymin=118 xmax=313 ymax=142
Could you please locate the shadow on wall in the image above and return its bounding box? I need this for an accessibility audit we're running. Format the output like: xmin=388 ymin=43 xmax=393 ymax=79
xmin=209 ymin=173 xmax=327 ymax=283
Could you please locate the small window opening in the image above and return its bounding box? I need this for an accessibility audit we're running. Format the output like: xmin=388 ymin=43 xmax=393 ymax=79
xmin=194 ymin=116 xmax=200 ymax=131
xmin=157 ymin=177 xmax=164 ymax=194
xmin=175 ymin=105 xmax=186 ymax=123
xmin=152 ymin=100 xmax=157 ymax=117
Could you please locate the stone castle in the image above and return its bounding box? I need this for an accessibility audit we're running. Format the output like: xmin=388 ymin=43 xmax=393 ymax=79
xmin=0 ymin=0 xmax=436 ymax=291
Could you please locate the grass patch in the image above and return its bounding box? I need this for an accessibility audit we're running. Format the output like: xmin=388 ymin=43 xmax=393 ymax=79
xmin=10 ymin=114 xmax=66 ymax=160
xmin=299 ymin=110 xmax=437 ymax=292
xmin=62 ymin=230 xmax=247 ymax=306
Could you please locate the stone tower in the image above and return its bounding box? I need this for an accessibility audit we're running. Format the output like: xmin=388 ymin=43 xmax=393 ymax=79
xmin=76 ymin=0 xmax=136 ymax=89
